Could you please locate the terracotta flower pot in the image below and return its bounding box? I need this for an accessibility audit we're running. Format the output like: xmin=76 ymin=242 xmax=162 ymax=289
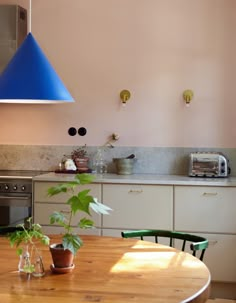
xmin=49 ymin=244 xmax=74 ymax=268
xmin=74 ymin=157 xmax=89 ymax=172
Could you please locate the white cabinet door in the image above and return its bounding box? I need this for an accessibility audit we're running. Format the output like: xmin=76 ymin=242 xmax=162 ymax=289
xmin=176 ymin=232 xmax=236 ymax=283
xmin=203 ymin=233 xmax=236 ymax=283
xmin=102 ymin=184 xmax=173 ymax=233
xmin=175 ymin=186 xmax=236 ymax=233
xmin=174 ymin=185 xmax=236 ymax=283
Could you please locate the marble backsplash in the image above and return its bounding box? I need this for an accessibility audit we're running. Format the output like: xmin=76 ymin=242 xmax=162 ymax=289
xmin=1 ymin=145 xmax=236 ymax=176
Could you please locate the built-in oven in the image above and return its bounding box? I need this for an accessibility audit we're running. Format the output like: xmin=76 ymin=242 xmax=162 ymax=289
xmin=0 ymin=171 xmax=46 ymax=234
xmin=0 ymin=179 xmax=32 ymax=226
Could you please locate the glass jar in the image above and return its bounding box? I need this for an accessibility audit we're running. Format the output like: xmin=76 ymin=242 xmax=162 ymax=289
xmin=93 ymin=148 xmax=107 ymax=175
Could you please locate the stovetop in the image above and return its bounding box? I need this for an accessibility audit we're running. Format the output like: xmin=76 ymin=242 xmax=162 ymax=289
xmin=0 ymin=170 xmax=48 ymax=179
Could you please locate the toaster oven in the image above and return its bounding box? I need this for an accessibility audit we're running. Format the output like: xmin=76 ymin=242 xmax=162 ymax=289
xmin=188 ymin=152 xmax=230 ymax=177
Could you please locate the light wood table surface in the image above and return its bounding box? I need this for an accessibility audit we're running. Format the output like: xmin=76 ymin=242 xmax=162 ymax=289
xmin=0 ymin=235 xmax=211 ymax=303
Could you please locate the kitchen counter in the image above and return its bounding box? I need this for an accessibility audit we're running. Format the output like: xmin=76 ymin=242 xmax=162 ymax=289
xmin=33 ymin=172 xmax=236 ymax=186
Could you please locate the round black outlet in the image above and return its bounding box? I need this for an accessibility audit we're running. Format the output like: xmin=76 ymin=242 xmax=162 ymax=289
xmin=68 ymin=127 xmax=77 ymax=136
xmin=78 ymin=127 xmax=87 ymax=136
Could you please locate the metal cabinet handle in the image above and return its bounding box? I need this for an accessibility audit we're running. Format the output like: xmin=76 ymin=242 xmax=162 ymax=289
xmin=208 ymin=240 xmax=218 ymax=246
xmin=60 ymin=210 xmax=70 ymax=214
xmin=202 ymin=192 xmax=218 ymax=196
xmin=128 ymin=190 xmax=143 ymax=193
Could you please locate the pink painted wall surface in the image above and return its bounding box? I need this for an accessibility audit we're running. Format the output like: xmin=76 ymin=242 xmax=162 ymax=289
xmin=0 ymin=0 xmax=236 ymax=147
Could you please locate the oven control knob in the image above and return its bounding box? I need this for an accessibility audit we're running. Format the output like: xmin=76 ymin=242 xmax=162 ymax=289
xmin=21 ymin=185 xmax=26 ymax=191
xmin=13 ymin=185 xmax=18 ymax=190
xmin=4 ymin=184 xmax=9 ymax=190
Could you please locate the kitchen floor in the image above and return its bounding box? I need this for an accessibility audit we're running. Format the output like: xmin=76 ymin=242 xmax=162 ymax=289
xmin=210 ymin=282 xmax=236 ymax=300
xmin=207 ymin=300 xmax=236 ymax=302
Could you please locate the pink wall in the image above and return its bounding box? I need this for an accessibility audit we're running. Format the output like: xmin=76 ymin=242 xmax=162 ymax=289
xmin=0 ymin=0 xmax=236 ymax=147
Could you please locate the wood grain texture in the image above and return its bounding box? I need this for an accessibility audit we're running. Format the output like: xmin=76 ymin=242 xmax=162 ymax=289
xmin=0 ymin=235 xmax=211 ymax=303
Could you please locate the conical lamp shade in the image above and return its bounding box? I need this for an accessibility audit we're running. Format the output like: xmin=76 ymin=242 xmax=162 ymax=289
xmin=0 ymin=33 xmax=74 ymax=103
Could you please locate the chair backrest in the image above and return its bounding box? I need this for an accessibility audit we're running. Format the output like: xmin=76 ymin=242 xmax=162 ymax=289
xmin=0 ymin=226 xmax=23 ymax=236
xmin=121 ymin=229 xmax=209 ymax=261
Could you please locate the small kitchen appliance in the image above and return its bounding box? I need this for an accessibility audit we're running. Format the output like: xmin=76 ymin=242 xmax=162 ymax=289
xmin=188 ymin=152 xmax=230 ymax=177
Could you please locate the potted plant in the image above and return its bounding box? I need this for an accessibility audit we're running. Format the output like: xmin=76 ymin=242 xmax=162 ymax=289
xmin=47 ymin=173 xmax=111 ymax=273
xmin=8 ymin=217 xmax=50 ymax=278
xmin=70 ymin=145 xmax=90 ymax=172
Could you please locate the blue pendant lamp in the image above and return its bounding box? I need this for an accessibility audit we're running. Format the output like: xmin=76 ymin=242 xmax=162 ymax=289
xmin=0 ymin=1 xmax=74 ymax=104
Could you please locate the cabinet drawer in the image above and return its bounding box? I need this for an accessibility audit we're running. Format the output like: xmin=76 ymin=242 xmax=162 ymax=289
xmin=34 ymin=203 xmax=101 ymax=227
xmin=40 ymin=225 xmax=101 ymax=236
xmin=175 ymin=186 xmax=236 ymax=233
xmin=33 ymin=182 xmax=101 ymax=203
xmin=102 ymin=184 xmax=173 ymax=230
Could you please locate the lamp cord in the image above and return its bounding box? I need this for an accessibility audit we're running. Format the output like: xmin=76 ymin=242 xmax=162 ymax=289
xmin=29 ymin=0 xmax=31 ymax=33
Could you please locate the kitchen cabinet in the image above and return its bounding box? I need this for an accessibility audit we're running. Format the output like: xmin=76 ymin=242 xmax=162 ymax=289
xmin=174 ymin=186 xmax=236 ymax=283
xmin=102 ymin=184 xmax=173 ymax=236
xmin=33 ymin=181 xmax=102 ymax=235
xmin=32 ymin=174 xmax=236 ymax=289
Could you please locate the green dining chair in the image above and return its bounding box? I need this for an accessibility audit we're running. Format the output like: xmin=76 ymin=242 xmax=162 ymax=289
xmin=121 ymin=229 xmax=209 ymax=261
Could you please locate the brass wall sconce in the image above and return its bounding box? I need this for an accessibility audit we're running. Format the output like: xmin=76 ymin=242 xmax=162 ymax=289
xmin=120 ymin=90 xmax=131 ymax=106
xmin=183 ymin=89 xmax=194 ymax=106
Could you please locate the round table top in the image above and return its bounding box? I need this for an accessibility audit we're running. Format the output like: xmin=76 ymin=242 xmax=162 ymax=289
xmin=0 ymin=235 xmax=211 ymax=303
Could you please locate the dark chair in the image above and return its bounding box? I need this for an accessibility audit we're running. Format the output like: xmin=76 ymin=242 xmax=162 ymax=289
xmin=0 ymin=226 xmax=23 ymax=236
xmin=121 ymin=229 xmax=209 ymax=261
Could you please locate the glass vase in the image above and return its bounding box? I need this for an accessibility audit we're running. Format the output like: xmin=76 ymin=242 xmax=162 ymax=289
xmin=93 ymin=148 xmax=107 ymax=176
xmin=18 ymin=245 xmax=30 ymax=273
xmin=32 ymin=249 xmax=45 ymax=277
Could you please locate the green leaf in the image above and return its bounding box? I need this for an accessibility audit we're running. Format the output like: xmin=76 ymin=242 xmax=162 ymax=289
xmin=90 ymin=199 xmax=112 ymax=215
xmin=23 ymin=264 xmax=35 ymax=273
xmin=41 ymin=235 xmax=50 ymax=246
xmin=16 ymin=247 xmax=23 ymax=256
xmin=79 ymin=218 xmax=94 ymax=229
xmin=9 ymin=230 xmax=30 ymax=247
xmin=47 ymin=184 xmax=68 ymax=196
xmin=68 ymin=190 xmax=94 ymax=215
xmin=47 ymin=181 xmax=80 ymax=196
xmin=49 ymin=211 xmax=66 ymax=225
xmin=63 ymin=234 xmax=83 ymax=255
xmin=75 ymin=173 xmax=95 ymax=185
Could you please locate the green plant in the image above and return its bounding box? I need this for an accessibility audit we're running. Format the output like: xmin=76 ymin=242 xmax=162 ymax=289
xmin=62 ymin=145 xmax=88 ymax=165
xmin=8 ymin=218 xmax=50 ymax=274
xmin=71 ymin=145 xmax=88 ymax=160
xmin=48 ymin=173 xmax=111 ymax=255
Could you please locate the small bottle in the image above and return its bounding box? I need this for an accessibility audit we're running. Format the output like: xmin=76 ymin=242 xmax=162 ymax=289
xmin=18 ymin=245 xmax=30 ymax=273
xmin=32 ymin=252 xmax=45 ymax=277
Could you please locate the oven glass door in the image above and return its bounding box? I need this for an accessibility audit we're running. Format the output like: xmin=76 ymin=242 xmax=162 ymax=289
xmin=0 ymin=193 xmax=32 ymax=226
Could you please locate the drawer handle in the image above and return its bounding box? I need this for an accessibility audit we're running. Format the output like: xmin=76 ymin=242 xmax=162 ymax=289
xmin=202 ymin=192 xmax=218 ymax=196
xmin=128 ymin=190 xmax=143 ymax=193
xmin=208 ymin=240 xmax=218 ymax=246
xmin=60 ymin=210 xmax=70 ymax=214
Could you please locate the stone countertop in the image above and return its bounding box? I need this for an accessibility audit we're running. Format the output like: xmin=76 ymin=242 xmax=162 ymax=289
xmin=33 ymin=172 xmax=236 ymax=186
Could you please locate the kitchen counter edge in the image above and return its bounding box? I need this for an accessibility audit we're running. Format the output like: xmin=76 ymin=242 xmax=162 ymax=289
xmin=32 ymin=172 xmax=236 ymax=187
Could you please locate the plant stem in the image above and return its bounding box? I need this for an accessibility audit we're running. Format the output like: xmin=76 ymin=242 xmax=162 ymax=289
xmin=66 ymin=188 xmax=74 ymax=234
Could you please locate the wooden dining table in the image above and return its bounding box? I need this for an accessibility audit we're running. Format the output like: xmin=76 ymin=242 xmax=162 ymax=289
xmin=0 ymin=235 xmax=211 ymax=303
